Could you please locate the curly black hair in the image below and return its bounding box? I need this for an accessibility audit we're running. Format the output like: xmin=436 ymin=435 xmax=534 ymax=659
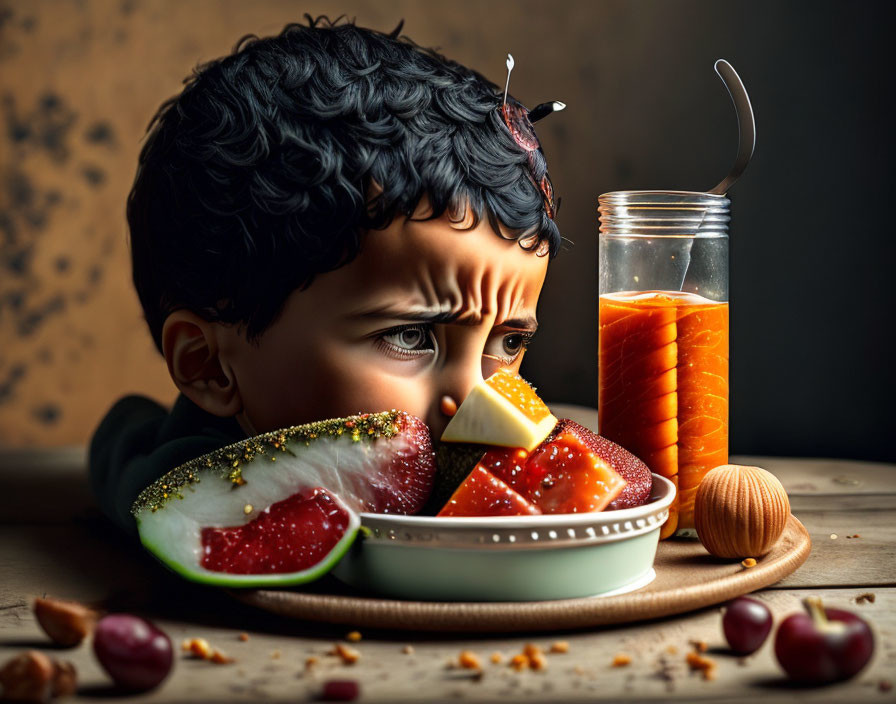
xmin=128 ymin=16 xmax=561 ymax=352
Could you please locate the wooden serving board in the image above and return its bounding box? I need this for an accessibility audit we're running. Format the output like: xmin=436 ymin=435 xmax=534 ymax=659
xmin=233 ymin=515 xmax=811 ymax=633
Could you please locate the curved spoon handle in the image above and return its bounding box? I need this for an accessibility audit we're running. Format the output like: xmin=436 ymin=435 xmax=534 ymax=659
xmin=708 ymin=59 xmax=756 ymax=195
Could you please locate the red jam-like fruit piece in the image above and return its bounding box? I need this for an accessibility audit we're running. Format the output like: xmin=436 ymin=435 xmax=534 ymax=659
xmin=437 ymin=466 xmax=541 ymax=517
xmin=487 ymin=431 xmax=627 ymax=514
xmin=200 ymin=488 xmax=349 ymax=574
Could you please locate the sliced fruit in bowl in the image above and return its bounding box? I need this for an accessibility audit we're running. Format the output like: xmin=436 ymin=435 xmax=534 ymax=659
xmin=132 ymin=411 xmax=435 ymax=588
xmin=438 ymin=421 xmax=632 ymax=517
xmin=435 ymin=369 xmax=652 ymax=516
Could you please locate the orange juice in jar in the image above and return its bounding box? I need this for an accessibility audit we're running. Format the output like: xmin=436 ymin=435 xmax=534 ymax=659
xmin=597 ymin=192 xmax=730 ymax=537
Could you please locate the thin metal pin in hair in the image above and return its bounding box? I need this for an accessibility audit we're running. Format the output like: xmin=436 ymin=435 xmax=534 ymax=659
xmin=503 ymin=54 xmax=515 ymax=106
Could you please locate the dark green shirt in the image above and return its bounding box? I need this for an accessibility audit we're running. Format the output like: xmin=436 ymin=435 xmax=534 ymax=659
xmin=88 ymin=394 xmax=244 ymax=535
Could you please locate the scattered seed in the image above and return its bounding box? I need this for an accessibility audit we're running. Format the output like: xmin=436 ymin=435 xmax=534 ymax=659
xmin=741 ymin=558 xmax=757 ymax=568
xmin=182 ymin=638 xmax=233 ymax=664
xmin=529 ymin=652 xmax=548 ymax=671
xmin=490 ymin=652 xmax=504 ymax=665
xmin=331 ymin=643 xmax=360 ymax=665
xmin=184 ymin=638 xmax=211 ymax=659
xmin=549 ymin=641 xmax=569 ymax=654
xmin=238 ymin=632 xmax=249 ymax=642
xmin=523 ymin=643 xmax=542 ymax=659
xmin=846 ymin=533 xmax=861 ymax=539
xmin=510 ymin=654 xmax=528 ymax=671
xmin=210 ymin=649 xmax=234 ymax=665
xmin=612 ymin=653 xmax=632 ymax=667
xmin=346 ymin=631 xmax=362 ymax=643
xmin=830 ymin=533 xmax=838 ymax=539
xmin=685 ymin=651 xmax=716 ymax=680
xmin=458 ymin=650 xmax=481 ymax=670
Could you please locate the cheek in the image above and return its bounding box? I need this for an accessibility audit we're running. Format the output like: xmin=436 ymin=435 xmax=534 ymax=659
xmin=318 ymin=371 xmax=431 ymax=420
xmin=238 ymin=341 xmax=434 ymax=431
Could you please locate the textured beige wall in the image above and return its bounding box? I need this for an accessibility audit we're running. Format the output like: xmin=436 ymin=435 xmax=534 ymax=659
xmin=0 ymin=0 xmax=594 ymax=447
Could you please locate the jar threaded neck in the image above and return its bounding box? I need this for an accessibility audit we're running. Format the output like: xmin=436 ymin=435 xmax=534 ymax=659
xmin=598 ymin=190 xmax=730 ymax=237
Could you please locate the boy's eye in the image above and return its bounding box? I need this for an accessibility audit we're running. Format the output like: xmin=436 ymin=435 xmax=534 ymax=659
xmin=501 ymin=333 xmax=526 ymax=356
xmin=483 ymin=331 xmax=534 ymax=365
xmin=377 ymin=324 xmax=436 ymax=358
xmin=388 ymin=327 xmax=429 ymax=350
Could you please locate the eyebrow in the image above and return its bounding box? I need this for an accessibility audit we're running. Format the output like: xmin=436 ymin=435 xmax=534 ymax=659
xmin=351 ymin=306 xmax=538 ymax=330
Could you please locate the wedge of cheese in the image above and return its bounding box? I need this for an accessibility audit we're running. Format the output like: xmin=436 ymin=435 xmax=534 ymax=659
xmin=441 ymin=369 xmax=557 ymax=452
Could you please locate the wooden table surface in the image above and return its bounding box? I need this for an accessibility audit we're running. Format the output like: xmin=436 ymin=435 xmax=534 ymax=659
xmin=2 ymin=409 xmax=895 ymax=702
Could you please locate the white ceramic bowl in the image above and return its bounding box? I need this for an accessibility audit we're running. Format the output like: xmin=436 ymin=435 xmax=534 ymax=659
xmin=332 ymin=473 xmax=675 ymax=601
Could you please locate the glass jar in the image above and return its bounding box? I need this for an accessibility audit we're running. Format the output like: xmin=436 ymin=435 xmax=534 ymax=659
xmin=597 ymin=191 xmax=730 ymax=538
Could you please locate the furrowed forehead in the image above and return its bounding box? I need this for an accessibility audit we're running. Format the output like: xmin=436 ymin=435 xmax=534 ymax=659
xmin=345 ymin=213 xmax=548 ymax=325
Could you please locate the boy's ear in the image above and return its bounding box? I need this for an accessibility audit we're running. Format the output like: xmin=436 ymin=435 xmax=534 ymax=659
xmin=161 ymin=311 xmax=242 ymax=418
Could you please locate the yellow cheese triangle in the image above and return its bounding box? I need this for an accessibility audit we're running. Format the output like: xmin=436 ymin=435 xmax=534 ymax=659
xmin=440 ymin=369 xmax=557 ymax=452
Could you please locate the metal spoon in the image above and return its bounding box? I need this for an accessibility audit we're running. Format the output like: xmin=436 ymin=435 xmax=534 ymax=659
xmin=708 ymin=59 xmax=756 ymax=195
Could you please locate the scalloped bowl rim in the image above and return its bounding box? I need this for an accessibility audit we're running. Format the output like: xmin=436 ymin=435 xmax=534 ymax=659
xmin=358 ymin=473 xmax=675 ymax=531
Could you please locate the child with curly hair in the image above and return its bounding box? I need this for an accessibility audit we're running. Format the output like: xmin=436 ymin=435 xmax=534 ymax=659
xmin=90 ymin=17 xmax=562 ymax=533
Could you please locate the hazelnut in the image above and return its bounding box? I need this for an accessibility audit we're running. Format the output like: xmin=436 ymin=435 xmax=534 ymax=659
xmin=51 ymin=660 xmax=78 ymax=697
xmin=33 ymin=597 xmax=99 ymax=647
xmin=0 ymin=651 xmax=54 ymax=703
xmin=694 ymin=464 xmax=790 ymax=558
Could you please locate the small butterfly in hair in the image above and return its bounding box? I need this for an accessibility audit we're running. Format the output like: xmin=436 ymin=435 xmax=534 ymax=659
xmin=499 ymin=54 xmax=565 ymax=220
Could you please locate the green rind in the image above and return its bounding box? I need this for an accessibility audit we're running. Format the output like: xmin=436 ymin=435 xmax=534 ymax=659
xmin=132 ymin=410 xmax=404 ymax=517
xmin=137 ymin=508 xmax=361 ymax=588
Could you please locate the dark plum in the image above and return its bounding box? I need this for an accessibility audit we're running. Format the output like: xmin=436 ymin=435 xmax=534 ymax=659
xmin=92 ymin=614 xmax=173 ymax=691
xmin=723 ymin=596 xmax=773 ymax=654
xmin=775 ymin=597 xmax=873 ymax=684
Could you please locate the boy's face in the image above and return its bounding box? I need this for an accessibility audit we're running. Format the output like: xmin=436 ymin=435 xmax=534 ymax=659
xmin=218 ymin=205 xmax=549 ymax=441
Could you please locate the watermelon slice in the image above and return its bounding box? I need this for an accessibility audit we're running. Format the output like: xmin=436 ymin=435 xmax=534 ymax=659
xmin=133 ymin=411 xmax=435 ymax=587
xmin=436 ymin=466 xmax=541 ymax=517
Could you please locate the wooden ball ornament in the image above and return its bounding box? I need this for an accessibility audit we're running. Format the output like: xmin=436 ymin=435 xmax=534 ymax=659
xmin=694 ymin=464 xmax=791 ymax=559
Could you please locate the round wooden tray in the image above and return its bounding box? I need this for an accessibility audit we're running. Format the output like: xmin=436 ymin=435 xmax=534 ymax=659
xmin=233 ymin=514 xmax=811 ymax=633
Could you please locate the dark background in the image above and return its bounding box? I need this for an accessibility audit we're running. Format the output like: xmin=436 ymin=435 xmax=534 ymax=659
xmin=1 ymin=0 xmax=893 ymax=461
xmin=519 ymin=0 xmax=895 ymax=462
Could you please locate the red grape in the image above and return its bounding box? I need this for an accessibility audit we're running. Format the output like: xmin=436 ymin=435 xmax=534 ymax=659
xmin=321 ymin=679 xmax=360 ymax=701
xmin=722 ymin=596 xmax=773 ymax=654
xmin=92 ymin=614 xmax=173 ymax=691
xmin=775 ymin=597 xmax=873 ymax=683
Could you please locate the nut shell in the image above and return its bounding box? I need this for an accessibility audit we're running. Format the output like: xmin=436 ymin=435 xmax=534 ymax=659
xmin=33 ymin=597 xmax=98 ymax=647
xmin=694 ymin=464 xmax=790 ymax=558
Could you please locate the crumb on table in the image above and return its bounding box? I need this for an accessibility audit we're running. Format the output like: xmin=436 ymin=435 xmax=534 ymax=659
xmin=458 ymin=650 xmax=481 ymax=670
